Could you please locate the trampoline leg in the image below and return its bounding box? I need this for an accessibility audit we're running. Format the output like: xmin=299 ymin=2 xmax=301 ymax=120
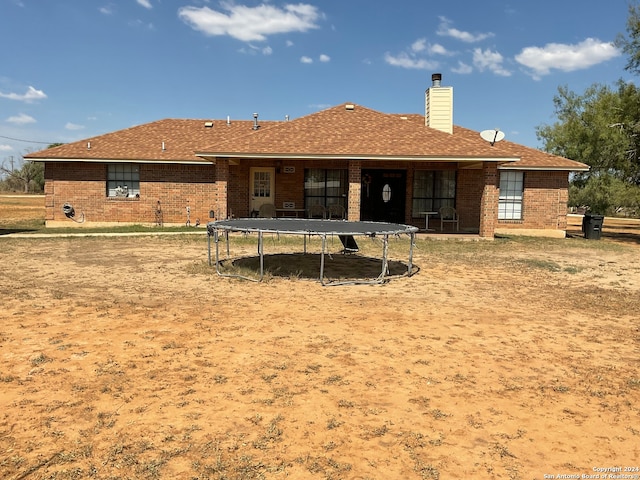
xmin=320 ymin=234 xmax=326 ymax=285
xmin=258 ymin=231 xmax=264 ymax=282
xmin=225 ymin=230 xmax=230 ymax=258
xmin=408 ymin=232 xmax=415 ymax=276
xmin=214 ymin=230 xmax=223 ymax=276
xmin=379 ymin=235 xmax=389 ymax=281
xmin=207 ymin=231 xmax=212 ymax=266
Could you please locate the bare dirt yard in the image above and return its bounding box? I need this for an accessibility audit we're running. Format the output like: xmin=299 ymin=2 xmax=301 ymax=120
xmin=1 ymin=196 xmax=640 ymax=479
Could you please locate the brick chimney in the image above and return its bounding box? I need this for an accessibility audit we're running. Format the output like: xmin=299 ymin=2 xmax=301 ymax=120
xmin=425 ymin=73 xmax=453 ymax=134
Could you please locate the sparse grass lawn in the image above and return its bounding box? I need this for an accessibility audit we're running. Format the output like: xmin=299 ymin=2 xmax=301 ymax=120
xmin=1 ymin=195 xmax=640 ymax=478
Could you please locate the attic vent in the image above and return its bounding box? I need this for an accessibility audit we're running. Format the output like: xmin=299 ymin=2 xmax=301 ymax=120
xmin=345 ymin=104 xmax=355 ymax=110
xmin=400 ymin=116 xmax=408 ymax=120
xmin=204 ymin=121 xmax=213 ymax=128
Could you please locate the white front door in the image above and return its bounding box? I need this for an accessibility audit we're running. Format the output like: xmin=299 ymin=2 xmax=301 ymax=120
xmin=250 ymin=167 xmax=275 ymax=213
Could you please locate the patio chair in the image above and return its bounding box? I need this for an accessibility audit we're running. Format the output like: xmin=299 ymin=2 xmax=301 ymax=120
xmin=327 ymin=204 xmax=346 ymax=220
xmin=258 ymin=203 xmax=277 ymax=218
xmin=439 ymin=206 xmax=459 ymax=232
xmin=307 ymin=204 xmax=326 ymax=219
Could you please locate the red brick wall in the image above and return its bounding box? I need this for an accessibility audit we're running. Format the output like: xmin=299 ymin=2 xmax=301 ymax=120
xmin=497 ymin=170 xmax=569 ymax=230
xmin=454 ymin=169 xmax=483 ymax=231
xmin=45 ymin=162 xmax=216 ymax=225
xmin=479 ymin=163 xmax=499 ymax=237
xmin=45 ymin=161 xmax=570 ymax=234
xmin=348 ymin=161 xmax=362 ymax=221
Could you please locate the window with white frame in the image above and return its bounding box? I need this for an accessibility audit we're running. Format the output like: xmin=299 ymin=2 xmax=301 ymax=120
xmin=498 ymin=171 xmax=524 ymax=220
xmin=107 ymin=163 xmax=140 ymax=198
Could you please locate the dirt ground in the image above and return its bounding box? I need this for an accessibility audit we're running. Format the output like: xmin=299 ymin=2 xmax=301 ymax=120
xmin=1 ymin=197 xmax=640 ymax=479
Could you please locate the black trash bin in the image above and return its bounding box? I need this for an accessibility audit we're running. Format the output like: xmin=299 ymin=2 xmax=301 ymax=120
xmin=582 ymin=214 xmax=604 ymax=240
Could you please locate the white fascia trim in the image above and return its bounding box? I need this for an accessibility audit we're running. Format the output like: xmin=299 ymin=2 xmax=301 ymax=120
xmin=28 ymin=158 xmax=213 ymax=165
xmin=197 ymin=153 xmax=520 ymax=163
xmin=499 ymin=165 xmax=590 ymax=172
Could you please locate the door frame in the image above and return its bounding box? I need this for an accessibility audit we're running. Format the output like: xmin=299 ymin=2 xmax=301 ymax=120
xmin=250 ymin=167 xmax=276 ymax=215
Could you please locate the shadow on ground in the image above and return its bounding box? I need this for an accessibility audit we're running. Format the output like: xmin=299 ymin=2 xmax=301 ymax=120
xmin=226 ymin=253 xmax=414 ymax=282
xmin=0 ymin=228 xmax=40 ymax=236
xmin=567 ymin=227 xmax=640 ymax=247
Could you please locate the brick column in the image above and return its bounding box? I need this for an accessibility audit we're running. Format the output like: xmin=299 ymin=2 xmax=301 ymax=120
xmin=215 ymin=158 xmax=229 ymax=220
xmin=479 ymin=162 xmax=498 ymax=238
xmin=348 ymin=160 xmax=362 ymax=221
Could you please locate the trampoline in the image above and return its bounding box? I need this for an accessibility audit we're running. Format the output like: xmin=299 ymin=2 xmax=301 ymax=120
xmin=207 ymin=218 xmax=419 ymax=286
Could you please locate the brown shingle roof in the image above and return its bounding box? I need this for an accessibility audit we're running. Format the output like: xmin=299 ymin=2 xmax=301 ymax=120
xmin=453 ymin=126 xmax=589 ymax=171
xmin=25 ymin=119 xmax=272 ymax=163
xmin=198 ymin=104 xmax=520 ymax=160
xmin=26 ymin=104 xmax=588 ymax=171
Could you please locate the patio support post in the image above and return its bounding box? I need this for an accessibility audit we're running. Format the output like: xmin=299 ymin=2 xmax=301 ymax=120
xmin=348 ymin=160 xmax=362 ymax=221
xmin=479 ymin=162 xmax=499 ymax=238
xmin=215 ymin=158 xmax=230 ymax=220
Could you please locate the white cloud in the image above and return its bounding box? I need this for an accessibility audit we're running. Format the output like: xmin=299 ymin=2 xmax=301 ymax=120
xmin=411 ymin=38 xmax=427 ymax=53
xmin=178 ymin=3 xmax=322 ymax=42
xmin=384 ymin=52 xmax=438 ymax=70
xmin=410 ymin=39 xmax=451 ymax=56
xmin=7 ymin=113 xmax=36 ymax=125
xmin=99 ymin=4 xmax=114 ymax=15
xmin=129 ymin=19 xmax=155 ymax=30
xmin=319 ymin=54 xmax=330 ymax=62
xmin=515 ymin=38 xmax=620 ymax=78
xmin=0 ymin=144 xmax=13 ymax=152
xmin=65 ymin=122 xmax=85 ymax=131
xmin=137 ymin=0 xmax=152 ymax=9
xmin=473 ymin=48 xmax=511 ymax=76
xmin=428 ymin=43 xmax=453 ymax=56
xmin=239 ymin=44 xmax=273 ymax=55
xmin=0 ymin=86 xmax=47 ymax=103
xmin=451 ymin=61 xmax=473 ymax=74
xmin=437 ymin=16 xmax=494 ymax=43
xmin=300 ymin=56 xmax=313 ymax=64
xmin=286 ymin=40 xmax=294 ymax=47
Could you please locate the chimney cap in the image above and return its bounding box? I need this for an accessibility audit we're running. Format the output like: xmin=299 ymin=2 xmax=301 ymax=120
xmin=431 ymin=73 xmax=442 ymax=87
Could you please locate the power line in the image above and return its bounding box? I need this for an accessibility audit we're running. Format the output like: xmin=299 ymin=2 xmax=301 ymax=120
xmin=0 ymin=134 xmax=56 ymax=145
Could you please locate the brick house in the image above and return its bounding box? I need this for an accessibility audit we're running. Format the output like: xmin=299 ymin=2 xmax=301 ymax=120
xmin=26 ymin=75 xmax=588 ymax=238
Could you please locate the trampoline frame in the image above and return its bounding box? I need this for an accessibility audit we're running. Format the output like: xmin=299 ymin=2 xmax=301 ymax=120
xmin=206 ymin=218 xmax=419 ymax=286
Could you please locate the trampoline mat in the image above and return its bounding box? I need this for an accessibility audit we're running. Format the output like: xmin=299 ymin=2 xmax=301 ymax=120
xmin=207 ymin=218 xmax=418 ymax=236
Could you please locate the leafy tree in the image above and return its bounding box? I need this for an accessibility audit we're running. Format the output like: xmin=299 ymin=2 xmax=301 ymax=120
xmin=0 ymin=159 xmax=44 ymax=193
xmin=537 ymin=82 xmax=640 ymax=183
xmin=536 ymin=2 xmax=640 ymax=215
xmin=616 ymin=1 xmax=640 ymax=75
xmin=0 ymin=143 xmax=60 ymax=193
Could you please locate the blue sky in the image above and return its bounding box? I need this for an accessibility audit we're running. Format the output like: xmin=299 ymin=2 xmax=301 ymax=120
xmin=0 ymin=0 xmax=631 ymax=166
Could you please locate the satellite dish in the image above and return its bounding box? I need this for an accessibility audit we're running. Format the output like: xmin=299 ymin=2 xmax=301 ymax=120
xmin=480 ymin=129 xmax=505 ymax=146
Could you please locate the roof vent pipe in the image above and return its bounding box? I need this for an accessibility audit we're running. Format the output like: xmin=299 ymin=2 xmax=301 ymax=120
xmin=87 ymin=141 xmax=91 ymax=150
xmin=432 ymin=73 xmax=442 ymax=88
xmin=226 ymin=115 xmax=231 ymax=126
xmin=252 ymin=112 xmax=260 ymax=130
xmin=285 ymin=115 xmax=289 ymax=121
